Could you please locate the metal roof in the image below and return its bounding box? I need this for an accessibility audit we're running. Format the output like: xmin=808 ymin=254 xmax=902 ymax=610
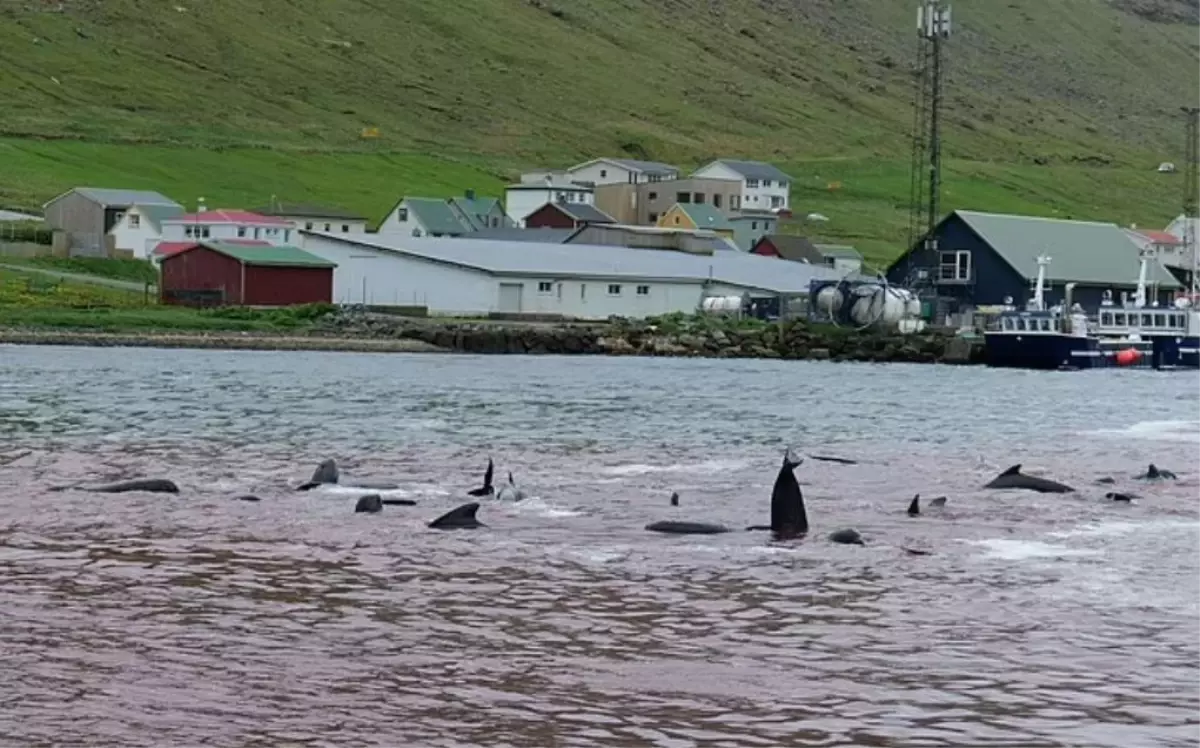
xmin=401 ymin=198 xmax=472 ymax=235
xmin=0 ymin=209 xmax=42 ymax=222
xmin=569 ymin=158 xmax=680 ymax=175
xmin=557 ymin=202 xmax=615 ymax=223
xmin=136 ymin=204 xmax=185 ymax=230
xmin=956 ymin=210 xmax=1182 ymax=288
xmin=303 ymin=232 xmax=847 ymax=293
xmin=464 ymin=228 xmax=575 ymax=243
xmin=447 ymin=195 xmax=506 ymax=230
xmin=69 ymin=188 xmax=180 ymax=208
xmin=675 ymin=203 xmax=733 ymax=231
xmin=700 ymin=160 xmax=793 ymax=183
xmin=250 ymin=202 xmax=367 ymax=221
xmin=200 ymin=240 xmax=337 ymax=268
xmin=814 ymin=243 xmax=862 ymax=259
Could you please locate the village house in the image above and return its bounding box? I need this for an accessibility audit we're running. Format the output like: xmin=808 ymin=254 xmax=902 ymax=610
xmin=446 ymin=190 xmax=515 ymax=230
xmin=751 ymin=235 xmax=864 ymax=273
xmin=524 ymin=201 xmax=615 ymax=230
xmin=152 ymin=209 xmax=295 ymax=260
xmin=727 ymin=214 xmax=778 ymax=251
xmin=504 ymin=176 xmax=595 ymax=227
xmin=158 ymin=239 xmax=335 ymax=308
xmin=108 ymin=203 xmax=185 ymax=259
xmin=42 ymin=187 xmax=182 ymax=257
xmin=298 ymin=231 xmax=845 ymax=320
xmin=691 ymin=160 xmax=794 ymax=213
xmin=378 ymin=197 xmax=475 ymax=238
xmin=564 ymin=158 xmax=681 ymax=187
xmin=657 ymin=203 xmax=736 ymax=241
xmin=884 ymin=210 xmax=1182 ymax=312
xmin=593 ymin=177 xmax=744 ymax=225
xmin=250 ymin=202 xmax=370 ymax=234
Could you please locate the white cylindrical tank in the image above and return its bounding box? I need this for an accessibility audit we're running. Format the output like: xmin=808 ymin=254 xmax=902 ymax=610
xmin=848 ymin=285 xmax=917 ymax=328
xmin=701 ymin=295 xmax=743 ymax=313
xmin=814 ymin=286 xmax=844 ymax=316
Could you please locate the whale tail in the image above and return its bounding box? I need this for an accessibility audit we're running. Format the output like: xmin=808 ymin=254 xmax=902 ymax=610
xmin=907 ymin=494 xmax=920 ymax=516
xmin=770 ymin=450 xmax=808 ymax=539
xmin=468 ymin=458 xmax=495 ymax=497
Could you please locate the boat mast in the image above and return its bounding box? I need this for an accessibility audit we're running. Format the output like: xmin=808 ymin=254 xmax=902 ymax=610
xmin=1030 ymin=254 xmax=1050 ymax=311
xmin=1183 ymin=106 xmax=1199 ymax=296
xmin=1134 ymin=248 xmax=1151 ymax=308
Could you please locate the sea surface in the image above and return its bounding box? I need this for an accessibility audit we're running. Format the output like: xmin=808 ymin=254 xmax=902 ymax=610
xmin=0 ymin=345 xmax=1198 ymax=748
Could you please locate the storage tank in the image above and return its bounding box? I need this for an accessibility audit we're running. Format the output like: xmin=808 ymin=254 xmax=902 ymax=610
xmin=814 ymin=285 xmax=845 ymax=317
xmin=848 ymin=285 xmax=918 ymax=328
xmin=700 ymin=295 xmax=744 ymax=314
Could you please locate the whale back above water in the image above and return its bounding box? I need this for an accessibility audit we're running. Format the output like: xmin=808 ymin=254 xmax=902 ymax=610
xmin=298 ymin=459 xmax=339 ymax=491
xmin=1137 ymin=463 xmax=1177 ymax=481
xmin=645 ymin=520 xmax=731 ymax=535
xmin=770 ymin=451 xmax=808 ymax=539
xmin=983 ymin=464 xmax=1074 ymax=494
xmin=354 ymin=494 xmax=383 ymax=513
xmin=828 ymin=528 xmax=864 ymax=545
xmin=86 ymin=478 xmax=179 ymax=494
xmin=496 ymin=472 xmax=526 ymax=502
xmin=429 ymin=502 xmax=485 ymax=530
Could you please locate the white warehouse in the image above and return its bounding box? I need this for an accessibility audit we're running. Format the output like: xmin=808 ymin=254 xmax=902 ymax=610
xmin=299 ymin=232 xmax=851 ymax=319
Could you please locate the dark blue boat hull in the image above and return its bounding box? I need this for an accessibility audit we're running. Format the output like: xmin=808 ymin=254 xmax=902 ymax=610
xmin=1149 ymin=335 xmax=1200 ymax=370
xmin=984 ymin=333 xmax=1153 ymax=370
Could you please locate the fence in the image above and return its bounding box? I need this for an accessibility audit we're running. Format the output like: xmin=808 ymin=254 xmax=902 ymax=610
xmin=0 ymin=222 xmax=53 ymax=246
xmin=163 ymin=289 xmax=225 ymax=308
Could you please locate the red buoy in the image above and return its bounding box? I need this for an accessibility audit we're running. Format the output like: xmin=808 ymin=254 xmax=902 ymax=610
xmin=1115 ymin=348 xmax=1142 ymax=366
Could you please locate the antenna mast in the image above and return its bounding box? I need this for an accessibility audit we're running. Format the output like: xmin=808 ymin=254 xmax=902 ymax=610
xmin=905 ymin=0 xmax=951 ymax=291
xmin=1183 ymin=106 xmax=1199 ymax=294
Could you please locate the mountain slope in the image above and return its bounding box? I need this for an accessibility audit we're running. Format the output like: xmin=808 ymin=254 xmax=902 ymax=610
xmin=0 ymin=0 xmax=1196 ymax=259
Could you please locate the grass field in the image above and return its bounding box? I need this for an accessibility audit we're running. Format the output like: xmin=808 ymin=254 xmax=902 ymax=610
xmin=0 ymin=0 xmax=1195 ymax=263
xmin=0 ymin=255 xmax=160 ymax=284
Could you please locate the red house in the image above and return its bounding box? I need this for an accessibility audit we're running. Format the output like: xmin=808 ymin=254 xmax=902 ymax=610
xmin=159 ymin=240 xmax=336 ymax=307
xmin=524 ymin=201 xmax=615 ymax=229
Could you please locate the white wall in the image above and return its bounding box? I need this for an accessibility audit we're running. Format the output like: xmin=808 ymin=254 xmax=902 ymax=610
xmin=693 ymin=162 xmax=790 ymax=212
xmin=286 ymin=216 xmax=369 ymax=234
xmin=300 ymin=234 xmax=709 ymax=318
xmin=161 ymin=221 xmax=293 ymax=244
xmin=109 ymin=207 xmax=162 ymax=259
xmin=505 ymin=187 xmax=594 ymax=227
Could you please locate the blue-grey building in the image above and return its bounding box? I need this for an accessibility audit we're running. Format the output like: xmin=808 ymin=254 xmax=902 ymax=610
xmin=885 ymin=210 xmax=1182 ymax=311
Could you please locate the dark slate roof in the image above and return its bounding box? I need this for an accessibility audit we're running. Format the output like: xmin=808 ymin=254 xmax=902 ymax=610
xmin=557 ymin=202 xmax=615 ymax=223
xmin=755 ymin=235 xmax=826 ymax=263
xmin=251 ymin=202 xmax=367 ymax=221
xmin=706 ymin=160 xmax=793 ymax=182
xmin=814 ymin=243 xmax=862 ymax=260
xmin=69 ymin=188 xmax=180 ymax=208
xmin=955 ymin=210 xmax=1181 ymax=287
xmin=460 ymin=228 xmax=575 ymax=243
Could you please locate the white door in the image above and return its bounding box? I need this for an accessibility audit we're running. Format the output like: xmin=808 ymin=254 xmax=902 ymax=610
xmin=498 ymin=283 xmax=524 ymax=313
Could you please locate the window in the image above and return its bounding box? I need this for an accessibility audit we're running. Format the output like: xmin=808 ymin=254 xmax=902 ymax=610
xmin=693 ymin=192 xmax=705 ymax=204
xmin=673 ymin=216 xmax=681 ymax=225
xmin=305 ymin=222 xmax=314 ymax=230
xmin=713 ymin=194 xmax=722 ymax=208
xmin=580 ymin=283 xmax=587 ymax=300
xmin=253 ymin=228 xmax=260 ymax=239
xmin=731 ymin=195 xmax=741 ymax=209
xmin=1101 ymin=312 xmax=1113 ymax=326
xmin=283 ymin=230 xmax=290 ymax=242
xmin=649 ymin=213 xmax=658 ymax=222
xmin=938 ymin=250 xmax=971 ymax=282
xmin=237 ymin=227 xmax=247 ymax=238
xmin=1114 ymin=313 xmax=1126 ymax=326
xmin=1141 ymin=313 xmax=1152 ymax=326
xmin=556 ymin=192 xmax=567 ymax=203
xmin=412 ymin=228 xmax=422 ymax=237
xmin=648 ymin=191 xmax=658 ymax=200
xmin=1154 ymin=313 xmax=1166 ymax=327
xmin=746 ymin=178 xmax=760 ymax=188
xmin=770 ymin=196 xmax=784 ymax=208
xmin=537 ymin=281 xmax=553 ymax=294
xmin=780 ymin=182 xmax=789 ymax=190
xmin=397 ymin=208 xmax=408 ymax=222
xmin=129 ymin=214 xmax=141 ymax=229
xmin=636 ymin=285 xmax=650 ymax=296
xmin=342 ymin=224 xmax=350 ymax=233
xmin=751 ymin=221 xmax=758 ymax=230
xmin=600 ymin=169 xmax=607 ymax=178
xmin=607 ymin=284 xmax=622 ymax=296
xmin=762 ymin=179 xmax=772 ymax=188
xmin=324 ymin=223 xmax=331 ymax=231
xmin=676 ymin=192 xmax=691 ymax=204
xmin=490 ymin=217 xmax=499 ymax=227
xmin=1039 ymin=318 xmax=1051 ymax=331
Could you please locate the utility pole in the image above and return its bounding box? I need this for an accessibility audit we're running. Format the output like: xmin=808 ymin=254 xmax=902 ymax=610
xmin=906 ymin=1 xmax=951 ymax=291
xmin=1182 ymin=106 xmax=1199 ymax=293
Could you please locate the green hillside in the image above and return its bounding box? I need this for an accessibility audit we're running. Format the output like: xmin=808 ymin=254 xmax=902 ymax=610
xmin=0 ymin=0 xmax=1196 ymax=261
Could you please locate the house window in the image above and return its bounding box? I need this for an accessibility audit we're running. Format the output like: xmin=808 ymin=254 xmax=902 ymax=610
xmin=342 ymin=224 xmax=349 ymax=232
xmin=253 ymin=228 xmax=260 ymax=239
xmin=636 ymin=285 xmax=650 ymax=296
xmin=129 ymin=214 xmax=141 ymax=229
xmin=305 ymin=222 xmax=314 ymax=230
xmin=283 ymin=230 xmax=290 ymax=242
xmin=491 ymin=217 xmax=499 ymax=227
xmin=780 ymin=182 xmax=789 ymax=190
xmin=746 ymin=178 xmax=760 ymax=188
xmin=676 ymin=192 xmax=691 ymax=204
xmin=673 ymin=216 xmax=681 ymax=225
xmin=538 ymin=281 xmax=553 ymax=294
xmin=693 ymin=192 xmax=705 ymax=204
xmin=649 ymin=212 xmax=658 ymax=222
xmin=731 ymin=195 xmax=741 ymax=209
xmin=763 ymin=179 xmax=772 ymax=188
xmin=397 ymin=208 xmax=408 ymax=222
xmin=938 ymin=250 xmax=971 ymax=281
xmin=600 ymin=169 xmax=607 ymax=178
xmin=412 ymin=228 xmax=422 ymax=237
xmin=771 ymin=196 xmax=784 ymax=208
xmin=237 ymin=227 xmax=247 ymax=238
xmin=751 ymin=221 xmax=758 ymax=230
xmin=648 ymin=191 xmax=658 ymax=200
xmin=607 ymin=284 xmax=622 ymax=295
xmin=324 ymin=223 xmax=331 ymax=231
xmin=713 ymin=195 xmax=722 ymax=208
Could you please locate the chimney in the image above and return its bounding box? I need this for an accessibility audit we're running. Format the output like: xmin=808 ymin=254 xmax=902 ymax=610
xmin=465 ymin=188 xmax=476 ymax=201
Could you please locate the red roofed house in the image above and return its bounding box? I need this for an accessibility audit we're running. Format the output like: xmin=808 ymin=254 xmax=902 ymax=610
xmin=159 ymin=240 xmax=336 ymax=308
xmin=152 ymin=208 xmax=295 ymax=258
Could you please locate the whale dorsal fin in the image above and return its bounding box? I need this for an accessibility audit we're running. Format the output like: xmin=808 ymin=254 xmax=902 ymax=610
xmin=483 ymin=458 xmax=494 ymax=488
xmin=999 ymin=464 xmax=1022 ymax=476
xmin=670 ymin=492 xmax=680 ymax=506
xmin=1147 ymin=463 xmax=1159 ymax=477
xmin=907 ymin=494 xmax=920 ymax=515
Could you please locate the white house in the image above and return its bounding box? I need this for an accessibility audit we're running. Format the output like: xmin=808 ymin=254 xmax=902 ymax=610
xmin=250 ymin=202 xmax=369 ymax=234
xmin=108 ymin=203 xmax=184 ymax=258
xmin=565 ymin=158 xmax=681 ymax=187
xmin=152 ymin=209 xmax=295 ymax=258
xmin=377 ymin=197 xmax=475 ymax=238
xmin=298 ymin=231 xmax=846 ymax=319
xmin=692 ymin=159 xmax=794 ymax=212
xmin=505 ymin=178 xmax=595 ymax=228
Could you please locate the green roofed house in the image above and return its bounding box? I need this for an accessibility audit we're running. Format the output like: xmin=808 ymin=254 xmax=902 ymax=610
xmin=885 ymin=210 xmax=1183 ymax=312
xmin=110 ymin=202 xmax=186 ymax=259
xmin=657 ymin=202 xmax=735 ymax=241
xmin=378 ymin=191 xmax=512 ymax=238
xmin=159 ymin=239 xmax=336 ymax=308
xmin=447 ymin=190 xmax=515 ymax=230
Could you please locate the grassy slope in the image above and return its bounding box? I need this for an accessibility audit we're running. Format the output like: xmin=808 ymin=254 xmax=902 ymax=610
xmin=0 ymin=0 xmax=1196 ymax=263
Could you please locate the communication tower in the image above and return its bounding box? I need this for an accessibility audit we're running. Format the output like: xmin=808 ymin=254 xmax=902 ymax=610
xmin=1182 ymin=106 xmax=1199 ymax=293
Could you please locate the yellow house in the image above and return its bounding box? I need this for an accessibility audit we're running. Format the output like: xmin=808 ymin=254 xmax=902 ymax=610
xmin=656 ymin=202 xmax=736 ymax=240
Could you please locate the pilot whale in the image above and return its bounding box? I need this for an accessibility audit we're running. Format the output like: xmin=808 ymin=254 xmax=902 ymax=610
xmin=49 ymin=478 xmax=180 ymax=494
xmin=645 ymin=492 xmax=731 ymax=535
xmin=296 ymin=459 xmax=400 ymax=492
xmin=1136 ymin=464 xmax=1177 ymax=481
xmin=468 ymin=458 xmax=495 ymax=497
xmin=747 ymin=451 xmax=809 ymax=538
xmin=984 ymin=465 xmax=1074 ymax=494
xmin=429 ymin=502 xmax=485 ymax=530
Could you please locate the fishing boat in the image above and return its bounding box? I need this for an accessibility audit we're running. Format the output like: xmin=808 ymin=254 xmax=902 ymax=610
xmin=1092 ymin=248 xmax=1200 ymax=370
xmin=983 ymin=256 xmax=1153 ymax=370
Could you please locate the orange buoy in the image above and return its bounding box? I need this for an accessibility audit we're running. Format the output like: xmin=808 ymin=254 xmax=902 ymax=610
xmin=1115 ymin=348 xmax=1142 ymax=366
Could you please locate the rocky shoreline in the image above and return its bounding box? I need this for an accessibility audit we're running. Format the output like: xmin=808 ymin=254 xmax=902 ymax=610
xmin=0 ymin=312 xmax=986 ymax=364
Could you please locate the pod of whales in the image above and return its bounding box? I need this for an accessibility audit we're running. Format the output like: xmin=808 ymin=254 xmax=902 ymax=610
xmin=984 ymin=465 xmax=1074 ymax=494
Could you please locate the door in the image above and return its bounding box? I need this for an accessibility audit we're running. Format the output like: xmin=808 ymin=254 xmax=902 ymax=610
xmin=498 ymin=282 xmax=524 ymax=313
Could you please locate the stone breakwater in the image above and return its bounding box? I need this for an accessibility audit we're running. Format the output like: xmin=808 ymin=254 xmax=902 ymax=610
xmin=315 ymin=314 xmax=986 ymax=365
xmin=0 ymin=314 xmax=986 ymax=364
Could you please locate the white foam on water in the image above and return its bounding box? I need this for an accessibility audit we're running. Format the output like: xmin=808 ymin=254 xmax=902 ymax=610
xmin=598 ymin=458 xmax=751 ymax=477
xmin=968 ymin=538 xmax=1102 ymax=560
xmin=1082 ymin=419 xmax=1200 ymax=444
xmin=509 ymin=496 xmax=583 ymax=518
xmin=1047 ymin=518 xmax=1200 ymax=540
xmin=315 ymin=483 xmax=431 ymax=499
